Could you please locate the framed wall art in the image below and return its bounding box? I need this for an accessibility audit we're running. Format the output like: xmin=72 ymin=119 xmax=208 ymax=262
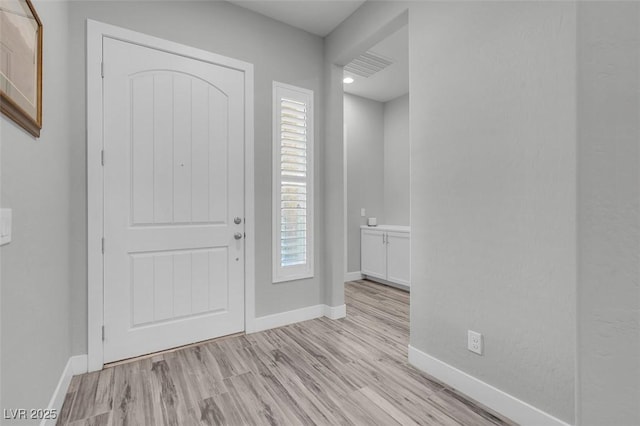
xmin=0 ymin=0 xmax=42 ymax=137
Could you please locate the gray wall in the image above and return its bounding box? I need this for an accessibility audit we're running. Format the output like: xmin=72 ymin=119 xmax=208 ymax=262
xmin=383 ymin=93 xmax=410 ymax=225
xmin=0 ymin=1 xmax=72 ymax=422
xmin=409 ymin=2 xmax=577 ymax=422
xmin=344 ymin=94 xmax=385 ymax=273
xmin=321 ymin=63 xmax=345 ymax=307
xmin=329 ymin=1 xmax=577 ymax=422
xmin=577 ymin=2 xmax=640 ymax=424
xmin=67 ymin=0 xmax=326 ymax=354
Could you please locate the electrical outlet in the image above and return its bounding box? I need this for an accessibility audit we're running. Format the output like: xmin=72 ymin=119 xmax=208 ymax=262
xmin=468 ymin=330 xmax=483 ymax=355
xmin=361 ymin=208 xmax=366 ymax=217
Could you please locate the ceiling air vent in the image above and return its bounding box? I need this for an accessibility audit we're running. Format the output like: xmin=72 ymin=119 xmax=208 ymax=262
xmin=344 ymin=51 xmax=393 ymax=78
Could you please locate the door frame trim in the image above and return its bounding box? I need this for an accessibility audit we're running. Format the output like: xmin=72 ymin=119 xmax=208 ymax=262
xmin=87 ymin=19 xmax=255 ymax=372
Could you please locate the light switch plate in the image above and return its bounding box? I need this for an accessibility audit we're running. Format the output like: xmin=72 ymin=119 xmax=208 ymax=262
xmin=0 ymin=208 xmax=12 ymax=246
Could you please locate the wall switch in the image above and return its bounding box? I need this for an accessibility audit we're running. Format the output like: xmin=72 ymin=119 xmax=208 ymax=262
xmin=468 ymin=330 xmax=483 ymax=355
xmin=0 ymin=209 xmax=12 ymax=246
xmin=361 ymin=208 xmax=366 ymax=217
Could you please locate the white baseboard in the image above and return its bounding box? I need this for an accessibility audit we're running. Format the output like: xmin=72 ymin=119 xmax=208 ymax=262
xmin=344 ymin=271 xmax=363 ymax=282
xmin=250 ymin=304 xmax=324 ymax=333
xmin=42 ymin=355 xmax=88 ymax=426
xmin=408 ymin=345 xmax=571 ymax=426
xmin=249 ymin=303 xmax=347 ymax=333
xmin=363 ymin=275 xmax=410 ymax=292
xmin=323 ymin=304 xmax=346 ymax=319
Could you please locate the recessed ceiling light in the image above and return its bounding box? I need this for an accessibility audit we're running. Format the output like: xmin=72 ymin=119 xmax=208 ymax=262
xmin=343 ymin=77 xmax=354 ymax=84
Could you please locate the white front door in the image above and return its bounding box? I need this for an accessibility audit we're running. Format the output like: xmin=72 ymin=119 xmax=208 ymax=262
xmin=102 ymin=37 xmax=245 ymax=363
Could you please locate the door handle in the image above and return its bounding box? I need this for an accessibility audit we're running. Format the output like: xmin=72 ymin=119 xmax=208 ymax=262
xmin=234 ymin=232 xmax=243 ymax=240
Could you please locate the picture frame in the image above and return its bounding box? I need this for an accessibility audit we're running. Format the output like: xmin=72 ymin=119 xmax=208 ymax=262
xmin=0 ymin=0 xmax=43 ymax=137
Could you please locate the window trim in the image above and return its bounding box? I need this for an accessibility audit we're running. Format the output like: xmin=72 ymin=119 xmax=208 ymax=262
xmin=272 ymin=81 xmax=314 ymax=283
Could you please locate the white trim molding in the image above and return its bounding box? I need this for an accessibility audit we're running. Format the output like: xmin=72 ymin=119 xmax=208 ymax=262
xmin=408 ymin=346 xmax=571 ymax=426
xmin=250 ymin=305 xmax=323 ymax=333
xmin=249 ymin=304 xmax=346 ymax=333
xmin=323 ymin=304 xmax=346 ymax=319
xmin=362 ymin=275 xmax=409 ymax=292
xmin=42 ymin=355 xmax=88 ymax=426
xmin=344 ymin=271 xmax=363 ymax=282
xmin=86 ymin=19 xmax=255 ymax=372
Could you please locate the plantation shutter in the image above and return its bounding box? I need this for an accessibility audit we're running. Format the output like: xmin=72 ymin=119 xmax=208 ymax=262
xmin=273 ymin=83 xmax=314 ymax=282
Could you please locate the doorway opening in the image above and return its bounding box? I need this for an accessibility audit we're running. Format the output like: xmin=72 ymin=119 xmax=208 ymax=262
xmin=342 ymin=22 xmax=411 ymax=297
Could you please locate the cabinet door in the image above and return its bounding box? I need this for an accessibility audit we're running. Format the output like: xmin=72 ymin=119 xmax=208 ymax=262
xmin=386 ymin=231 xmax=410 ymax=287
xmin=361 ymin=229 xmax=386 ymax=280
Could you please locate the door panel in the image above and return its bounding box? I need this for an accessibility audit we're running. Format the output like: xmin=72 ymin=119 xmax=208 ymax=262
xmin=361 ymin=229 xmax=386 ymax=279
xmin=129 ymin=248 xmax=229 ymax=327
xmin=129 ymin=72 xmax=229 ymax=226
xmin=386 ymin=232 xmax=411 ymax=287
xmin=103 ymin=37 xmax=245 ymax=363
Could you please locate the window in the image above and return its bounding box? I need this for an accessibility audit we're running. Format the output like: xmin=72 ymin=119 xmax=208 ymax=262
xmin=273 ymin=82 xmax=314 ymax=282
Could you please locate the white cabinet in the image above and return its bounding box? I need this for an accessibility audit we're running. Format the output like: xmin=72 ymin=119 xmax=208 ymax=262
xmin=361 ymin=229 xmax=387 ymax=280
xmin=361 ymin=226 xmax=410 ymax=289
xmin=386 ymin=231 xmax=410 ymax=286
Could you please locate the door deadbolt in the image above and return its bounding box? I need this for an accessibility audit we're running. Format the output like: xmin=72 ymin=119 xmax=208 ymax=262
xmin=234 ymin=217 xmax=242 ymax=224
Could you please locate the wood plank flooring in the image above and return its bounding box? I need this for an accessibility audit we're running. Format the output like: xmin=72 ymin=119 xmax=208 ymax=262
xmin=57 ymin=280 xmax=516 ymax=426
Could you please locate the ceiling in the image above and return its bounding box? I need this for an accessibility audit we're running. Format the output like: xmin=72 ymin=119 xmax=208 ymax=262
xmin=227 ymin=0 xmax=366 ymax=37
xmin=227 ymin=0 xmax=408 ymax=102
xmin=343 ymin=25 xmax=409 ymax=103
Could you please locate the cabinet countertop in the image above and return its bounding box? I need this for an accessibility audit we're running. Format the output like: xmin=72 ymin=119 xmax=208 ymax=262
xmin=360 ymin=225 xmax=410 ymax=233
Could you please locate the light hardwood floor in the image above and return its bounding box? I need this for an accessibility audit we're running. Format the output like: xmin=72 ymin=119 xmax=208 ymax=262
xmin=57 ymin=280 xmax=516 ymax=426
